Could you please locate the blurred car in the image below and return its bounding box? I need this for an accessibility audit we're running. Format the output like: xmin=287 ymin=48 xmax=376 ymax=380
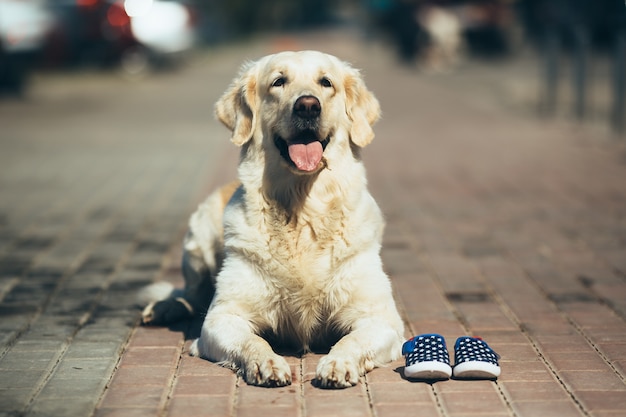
xmin=43 ymin=0 xmax=197 ymax=72
xmin=0 ymin=0 xmax=53 ymax=94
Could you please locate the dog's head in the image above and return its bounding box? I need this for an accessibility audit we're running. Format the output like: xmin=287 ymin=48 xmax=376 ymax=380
xmin=215 ymin=51 xmax=381 ymax=175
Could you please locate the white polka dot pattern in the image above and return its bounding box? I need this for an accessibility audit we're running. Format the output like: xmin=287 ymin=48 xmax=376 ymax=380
xmin=453 ymin=337 xmax=500 ymax=365
xmin=402 ymin=334 xmax=451 ymax=368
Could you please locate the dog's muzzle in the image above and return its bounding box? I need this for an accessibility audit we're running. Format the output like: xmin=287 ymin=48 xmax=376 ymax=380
xmin=274 ymin=95 xmax=330 ymax=173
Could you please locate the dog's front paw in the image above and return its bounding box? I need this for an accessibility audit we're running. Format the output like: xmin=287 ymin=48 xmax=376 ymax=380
xmin=315 ymin=355 xmax=360 ymax=389
xmin=244 ymin=354 xmax=292 ymax=387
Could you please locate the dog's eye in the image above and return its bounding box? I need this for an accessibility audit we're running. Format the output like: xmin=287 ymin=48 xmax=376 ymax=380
xmin=320 ymin=77 xmax=332 ymax=88
xmin=271 ymin=77 xmax=286 ymax=88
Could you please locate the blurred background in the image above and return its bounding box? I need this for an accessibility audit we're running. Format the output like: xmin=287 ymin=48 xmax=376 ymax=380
xmin=0 ymin=0 xmax=625 ymax=132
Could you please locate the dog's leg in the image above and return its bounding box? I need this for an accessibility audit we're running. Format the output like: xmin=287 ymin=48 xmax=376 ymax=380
xmin=190 ymin=304 xmax=292 ymax=387
xmin=315 ymin=314 xmax=403 ymax=388
xmin=141 ymin=247 xmax=213 ymax=325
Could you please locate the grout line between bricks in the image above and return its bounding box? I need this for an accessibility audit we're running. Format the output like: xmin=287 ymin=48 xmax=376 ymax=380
xmin=23 ymin=221 xmax=143 ymax=416
xmin=231 ymin=375 xmax=241 ymax=417
xmin=430 ymin=383 xmax=450 ymax=417
xmin=363 ymin=372 xmax=376 ymax=417
xmin=520 ymin=270 xmax=626 ymax=384
xmin=482 ymin=276 xmax=592 ymax=417
xmin=299 ymin=357 xmax=305 ymax=417
xmin=159 ymin=334 xmax=187 ymax=417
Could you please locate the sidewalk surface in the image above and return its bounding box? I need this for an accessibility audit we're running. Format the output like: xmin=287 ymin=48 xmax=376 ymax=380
xmin=1 ymin=30 xmax=625 ymax=417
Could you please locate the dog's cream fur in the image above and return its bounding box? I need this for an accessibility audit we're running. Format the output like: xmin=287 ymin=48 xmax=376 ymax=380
xmin=142 ymin=50 xmax=404 ymax=388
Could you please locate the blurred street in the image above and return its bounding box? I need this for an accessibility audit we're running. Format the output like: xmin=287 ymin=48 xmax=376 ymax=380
xmin=1 ymin=27 xmax=626 ymax=417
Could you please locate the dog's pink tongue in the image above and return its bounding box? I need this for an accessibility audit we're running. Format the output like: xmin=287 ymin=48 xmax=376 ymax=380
xmin=288 ymin=141 xmax=323 ymax=172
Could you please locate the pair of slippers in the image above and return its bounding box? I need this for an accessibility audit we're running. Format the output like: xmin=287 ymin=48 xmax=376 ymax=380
xmin=402 ymin=334 xmax=501 ymax=380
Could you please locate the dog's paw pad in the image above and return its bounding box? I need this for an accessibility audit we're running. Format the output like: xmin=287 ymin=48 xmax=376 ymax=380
xmin=246 ymin=356 xmax=292 ymax=387
xmin=315 ymin=356 xmax=360 ymax=389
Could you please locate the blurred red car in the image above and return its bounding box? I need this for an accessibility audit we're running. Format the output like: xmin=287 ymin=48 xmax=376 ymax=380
xmin=43 ymin=0 xmax=197 ymax=72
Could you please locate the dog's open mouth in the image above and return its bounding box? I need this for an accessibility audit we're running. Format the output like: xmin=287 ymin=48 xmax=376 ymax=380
xmin=275 ymin=130 xmax=330 ymax=172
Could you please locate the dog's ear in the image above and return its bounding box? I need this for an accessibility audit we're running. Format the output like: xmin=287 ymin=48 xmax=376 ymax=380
xmin=215 ymin=62 xmax=258 ymax=146
xmin=345 ymin=68 xmax=381 ymax=147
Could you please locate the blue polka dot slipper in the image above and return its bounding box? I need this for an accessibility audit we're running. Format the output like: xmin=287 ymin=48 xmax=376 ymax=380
xmin=452 ymin=336 xmax=501 ymax=379
xmin=402 ymin=334 xmax=452 ymax=380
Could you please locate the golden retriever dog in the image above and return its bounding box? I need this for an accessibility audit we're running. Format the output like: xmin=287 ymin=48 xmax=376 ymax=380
xmin=140 ymin=50 xmax=404 ymax=388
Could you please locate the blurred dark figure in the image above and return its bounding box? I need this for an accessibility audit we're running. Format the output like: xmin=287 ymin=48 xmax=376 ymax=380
xmin=519 ymin=0 xmax=626 ymax=131
xmin=389 ymin=0 xmax=421 ymax=63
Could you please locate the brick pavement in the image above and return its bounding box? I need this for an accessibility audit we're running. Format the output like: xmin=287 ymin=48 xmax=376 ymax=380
xmin=1 ymin=30 xmax=626 ymax=417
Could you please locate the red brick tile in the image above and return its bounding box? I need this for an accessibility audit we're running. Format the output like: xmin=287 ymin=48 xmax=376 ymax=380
xmin=495 ymin=343 xmax=538 ymax=362
xmin=237 ymin=405 xmax=301 ymax=417
xmin=174 ymin=375 xmax=236 ymax=396
xmin=613 ymin=359 xmax=626 ymax=375
xmin=110 ymin=364 xmax=173 ymax=386
xmin=305 ymin=394 xmax=371 ymax=417
xmin=559 ymin=370 xmax=625 ymax=391
xmin=437 ymin=380 xmax=497 ymax=393
xmin=476 ymin=331 xmax=528 ymax=344
xmin=456 ymin=304 xmax=518 ymax=332
xmin=303 ymin=382 xmax=368 ymax=398
xmin=512 ymin=400 xmax=584 ymax=416
xmin=374 ymin=403 xmax=440 ymax=417
xmin=575 ymin=390 xmax=626 ymax=411
xmin=590 ymin=411 xmax=626 ymax=417
xmin=128 ymin=327 xmax=183 ymax=348
xmin=410 ymin=321 xmax=466 ymax=338
xmin=501 ymin=381 xmax=570 ymax=402
xmin=536 ymin=335 xmax=592 ymax=353
xmin=118 ymin=347 xmax=179 ymax=368
xmin=178 ymin=355 xmax=235 ymax=376
xmin=597 ymin=343 xmax=626 ymax=360
xmin=99 ymin=385 xmax=164 ymax=409
xmin=440 ymin=390 xmax=508 ymax=415
xmin=237 ymin=384 xmax=298 ymax=407
xmin=498 ymin=360 xmax=555 ymax=382
xmin=366 ymin=362 xmax=404 ymax=383
xmin=369 ymin=381 xmax=433 ymax=404
xmin=549 ymin=352 xmax=610 ymax=370
xmin=168 ymin=395 xmax=231 ymax=417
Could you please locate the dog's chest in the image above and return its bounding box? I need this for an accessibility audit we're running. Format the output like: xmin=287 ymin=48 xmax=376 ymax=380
xmin=264 ymin=211 xmax=352 ymax=276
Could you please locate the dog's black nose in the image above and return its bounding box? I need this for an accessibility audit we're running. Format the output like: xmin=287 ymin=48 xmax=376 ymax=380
xmin=293 ymin=96 xmax=321 ymax=119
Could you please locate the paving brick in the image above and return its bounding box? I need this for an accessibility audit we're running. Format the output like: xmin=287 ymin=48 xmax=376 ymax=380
xmin=0 ymin=388 xmax=35 ymax=414
xmin=0 ymin=370 xmax=45 ymax=389
xmin=98 ymin=385 xmax=164 ymax=409
xmin=511 ymin=400 xmax=586 ymax=416
xmin=237 ymin=405 xmax=301 ymax=417
xmin=501 ymin=381 xmax=571 ymax=402
xmin=439 ymin=390 xmax=509 ymax=415
xmin=305 ymin=394 xmax=372 ymax=417
xmin=177 ymin=356 xmax=235 ymax=377
xmin=167 ymin=395 xmax=232 ymax=417
xmin=369 ymin=381 xmax=433 ymax=404
xmin=109 ymin=364 xmax=173 ymax=386
xmin=118 ymin=346 xmax=180 ymax=368
xmin=0 ymin=349 xmax=57 ymax=371
xmin=373 ymin=403 xmax=441 ymax=417
xmin=27 ymin=397 xmax=97 ymax=417
xmin=174 ymin=375 xmax=236 ymax=397
xmin=37 ymin=376 xmax=106 ymax=399
xmin=93 ymin=408 xmax=161 ymax=417
xmin=575 ymin=390 xmax=626 ymax=412
xmin=559 ymin=370 xmax=626 ymax=391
